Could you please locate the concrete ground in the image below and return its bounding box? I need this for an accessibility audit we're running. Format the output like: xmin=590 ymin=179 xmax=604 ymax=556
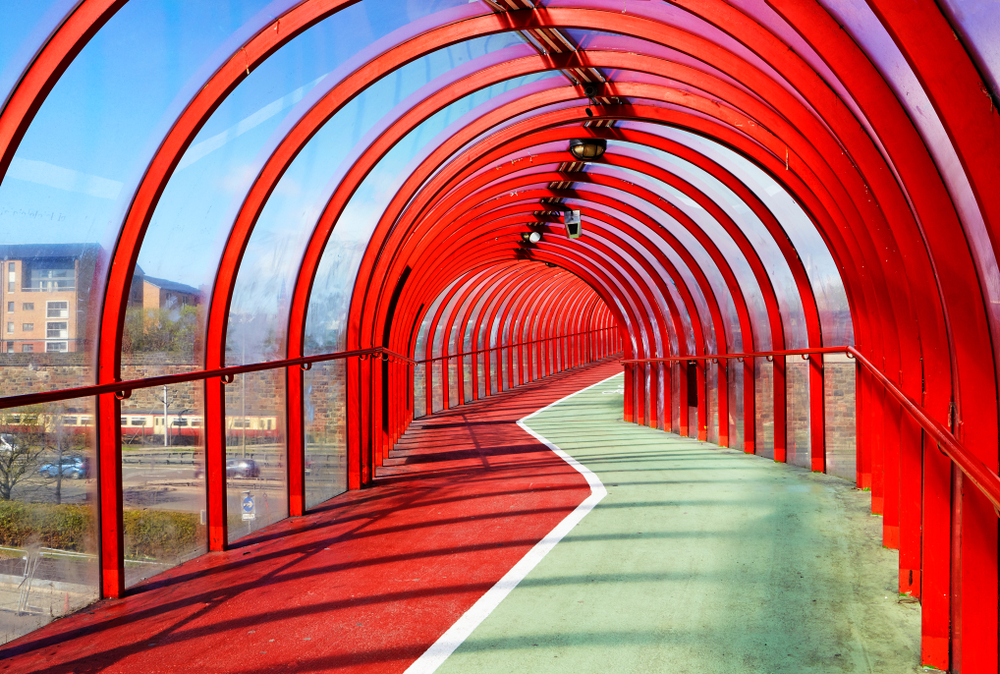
xmin=433 ymin=373 xmax=922 ymax=674
xmin=0 ymin=365 xmax=921 ymax=673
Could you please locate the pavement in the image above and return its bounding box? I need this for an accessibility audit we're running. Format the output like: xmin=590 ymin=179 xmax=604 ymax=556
xmin=431 ymin=373 xmax=922 ymax=674
xmin=0 ymin=362 xmax=921 ymax=673
xmin=0 ymin=362 xmax=611 ymax=673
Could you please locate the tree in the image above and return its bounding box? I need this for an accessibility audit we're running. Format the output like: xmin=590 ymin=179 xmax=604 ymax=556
xmin=122 ymin=304 xmax=202 ymax=357
xmin=0 ymin=409 xmax=49 ymax=501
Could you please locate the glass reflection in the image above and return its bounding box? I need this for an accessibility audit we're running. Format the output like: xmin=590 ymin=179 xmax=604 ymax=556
xmin=785 ymin=356 xmax=810 ymax=469
xmin=225 ymin=368 xmax=287 ymax=545
xmin=824 ymin=353 xmax=857 ymax=481
xmin=0 ymin=399 xmax=97 ymax=643
xmin=121 ymin=382 xmax=206 ymax=588
xmin=303 ymin=361 xmax=347 ymax=509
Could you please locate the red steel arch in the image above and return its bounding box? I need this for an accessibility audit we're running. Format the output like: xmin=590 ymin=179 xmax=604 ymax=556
xmin=1 ymin=1 xmax=998 ymax=669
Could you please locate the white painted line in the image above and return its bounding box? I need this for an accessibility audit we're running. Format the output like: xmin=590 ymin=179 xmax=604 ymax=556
xmin=404 ymin=373 xmax=621 ymax=674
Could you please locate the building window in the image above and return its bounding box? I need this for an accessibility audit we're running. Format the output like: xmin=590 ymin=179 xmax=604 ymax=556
xmin=30 ymin=267 xmax=74 ymax=291
xmin=22 ymin=302 xmax=33 ymax=311
xmin=8 ymin=263 xmax=15 ymax=292
xmin=45 ymin=341 xmax=68 ymax=353
xmin=22 ymin=344 xmax=33 ymax=353
xmin=22 ymin=323 xmax=33 ymax=332
xmin=5 ymin=302 xmax=11 ymax=312
xmin=5 ymin=322 xmax=11 ymax=333
xmin=130 ymin=417 xmax=147 ymax=427
xmin=46 ymin=321 xmax=68 ymax=339
xmin=5 ymin=342 xmax=11 ymax=352
xmin=46 ymin=301 xmax=69 ymax=319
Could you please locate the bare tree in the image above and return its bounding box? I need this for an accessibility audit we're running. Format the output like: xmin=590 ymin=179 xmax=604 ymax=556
xmin=0 ymin=408 xmax=49 ymax=501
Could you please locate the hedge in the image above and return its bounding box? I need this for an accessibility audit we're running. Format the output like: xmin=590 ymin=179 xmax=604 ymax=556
xmin=0 ymin=502 xmax=203 ymax=561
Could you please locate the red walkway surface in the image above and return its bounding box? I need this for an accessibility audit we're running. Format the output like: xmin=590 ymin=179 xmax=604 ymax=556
xmin=0 ymin=361 xmax=619 ymax=674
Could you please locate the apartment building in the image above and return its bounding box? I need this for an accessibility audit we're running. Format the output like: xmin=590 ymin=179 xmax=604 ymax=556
xmin=0 ymin=243 xmax=102 ymax=353
xmin=0 ymin=244 xmax=201 ymax=354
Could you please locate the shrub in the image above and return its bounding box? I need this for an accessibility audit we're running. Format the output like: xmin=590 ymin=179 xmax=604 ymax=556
xmin=0 ymin=501 xmax=93 ymax=551
xmin=123 ymin=510 xmax=203 ymax=560
xmin=0 ymin=502 xmax=202 ymax=561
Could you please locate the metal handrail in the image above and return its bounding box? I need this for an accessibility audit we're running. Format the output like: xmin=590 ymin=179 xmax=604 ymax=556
xmin=847 ymin=346 xmax=1000 ymax=516
xmin=415 ymin=326 xmax=614 ymax=365
xmin=0 ymin=328 xmax=613 ymax=411
xmin=620 ymin=344 xmax=1000 ymax=516
xmin=620 ymin=346 xmax=850 ymax=364
xmin=0 ymin=346 xmax=413 ymax=411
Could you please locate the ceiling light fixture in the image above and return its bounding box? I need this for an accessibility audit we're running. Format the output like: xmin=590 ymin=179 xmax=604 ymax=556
xmin=568 ymin=138 xmax=607 ymax=161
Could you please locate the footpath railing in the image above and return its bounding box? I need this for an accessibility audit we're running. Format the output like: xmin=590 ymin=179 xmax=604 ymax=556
xmin=417 ymin=327 xmax=614 ymax=366
xmin=0 ymin=326 xmax=617 ymax=411
xmin=622 ymin=345 xmax=1000 ymax=516
xmin=0 ymin=346 xmax=413 ymax=411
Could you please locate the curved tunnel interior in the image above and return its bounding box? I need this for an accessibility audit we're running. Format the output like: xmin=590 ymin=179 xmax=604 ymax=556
xmin=1 ymin=1 xmax=999 ymax=670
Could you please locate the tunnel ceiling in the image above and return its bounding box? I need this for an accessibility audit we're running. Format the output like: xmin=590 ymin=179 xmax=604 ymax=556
xmin=3 ymin=2 xmax=1000 ymax=667
xmin=3 ymin=1 xmax=1000 ymax=449
xmin=0 ymin=2 xmax=993 ymax=375
xmin=4 ymin=0 xmax=1000 ymax=486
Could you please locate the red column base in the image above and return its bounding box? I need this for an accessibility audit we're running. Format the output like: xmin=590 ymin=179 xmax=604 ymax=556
xmin=921 ymin=636 xmax=948 ymax=671
xmin=883 ymin=523 xmax=899 ymax=549
xmin=871 ymin=494 xmax=884 ymax=515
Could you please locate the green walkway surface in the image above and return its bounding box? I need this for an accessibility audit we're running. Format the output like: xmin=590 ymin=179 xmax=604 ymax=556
xmin=434 ymin=374 xmax=921 ymax=674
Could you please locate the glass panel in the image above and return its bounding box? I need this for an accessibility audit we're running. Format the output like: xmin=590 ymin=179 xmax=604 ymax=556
xmin=0 ymin=2 xmax=74 ymax=104
xmin=142 ymin=3 xmax=488 ymax=346
xmin=448 ymin=356 xmax=459 ymax=408
xmin=785 ymin=356 xmax=810 ymax=468
xmin=303 ymin=361 xmax=347 ymax=509
xmin=755 ymin=358 xmax=774 ymax=459
xmin=2 ymin=2 xmax=282 ymax=393
xmin=729 ymin=361 xmax=744 ymax=450
xmin=622 ymin=123 xmax=851 ymax=348
xmin=707 ymin=361 xmax=719 ymax=445
xmin=609 ymin=141 xmax=807 ymax=349
xmin=824 ymin=353 xmax=857 ymax=481
xmin=671 ymin=362 xmax=680 ymax=434
xmin=225 ymin=368 xmax=287 ymax=545
xmin=121 ymin=382 xmax=206 ymax=588
xmin=431 ymin=361 xmax=444 ymax=413
xmin=413 ymin=363 xmax=427 ymax=419
xmin=0 ymin=399 xmax=98 ymax=643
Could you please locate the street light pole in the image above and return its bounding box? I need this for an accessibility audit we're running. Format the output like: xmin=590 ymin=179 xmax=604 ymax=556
xmin=163 ymin=385 xmax=168 ymax=447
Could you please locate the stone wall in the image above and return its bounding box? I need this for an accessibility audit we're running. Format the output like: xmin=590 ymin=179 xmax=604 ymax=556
xmin=0 ymin=353 xmax=347 ymax=446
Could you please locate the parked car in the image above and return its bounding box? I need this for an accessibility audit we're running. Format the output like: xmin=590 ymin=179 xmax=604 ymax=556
xmin=39 ymin=456 xmax=88 ymax=479
xmin=0 ymin=434 xmax=17 ymax=452
xmin=226 ymin=458 xmax=260 ymax=478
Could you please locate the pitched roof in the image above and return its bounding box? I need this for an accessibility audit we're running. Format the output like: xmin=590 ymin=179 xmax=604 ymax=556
xmin=0 ymin=243 xmax=103 ymax=261
xmin=142 ymin=275 xmax=200 ymax=296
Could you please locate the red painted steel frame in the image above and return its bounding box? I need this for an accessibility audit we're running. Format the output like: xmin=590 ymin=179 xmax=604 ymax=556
xmin=4 ymin=1 xmax=996 ymax=667
xmin=0 ymin=0 xmax=128 ymax=180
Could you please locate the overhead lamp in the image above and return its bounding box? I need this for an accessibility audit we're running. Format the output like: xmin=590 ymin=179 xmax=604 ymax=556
xmin=563 ymin=210 xmax=583 ymax=239
xmin=568 ymin=138 xmax=607 ymax=161
xmin=520 ymin=231 xmax=542 ymax=244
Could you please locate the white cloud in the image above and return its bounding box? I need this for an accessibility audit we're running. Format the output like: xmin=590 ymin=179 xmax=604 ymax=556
xmin=7 ymin=158 xmax=122 ymax=199
xmin=177 ymin=74 xmax=328 ymax=170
